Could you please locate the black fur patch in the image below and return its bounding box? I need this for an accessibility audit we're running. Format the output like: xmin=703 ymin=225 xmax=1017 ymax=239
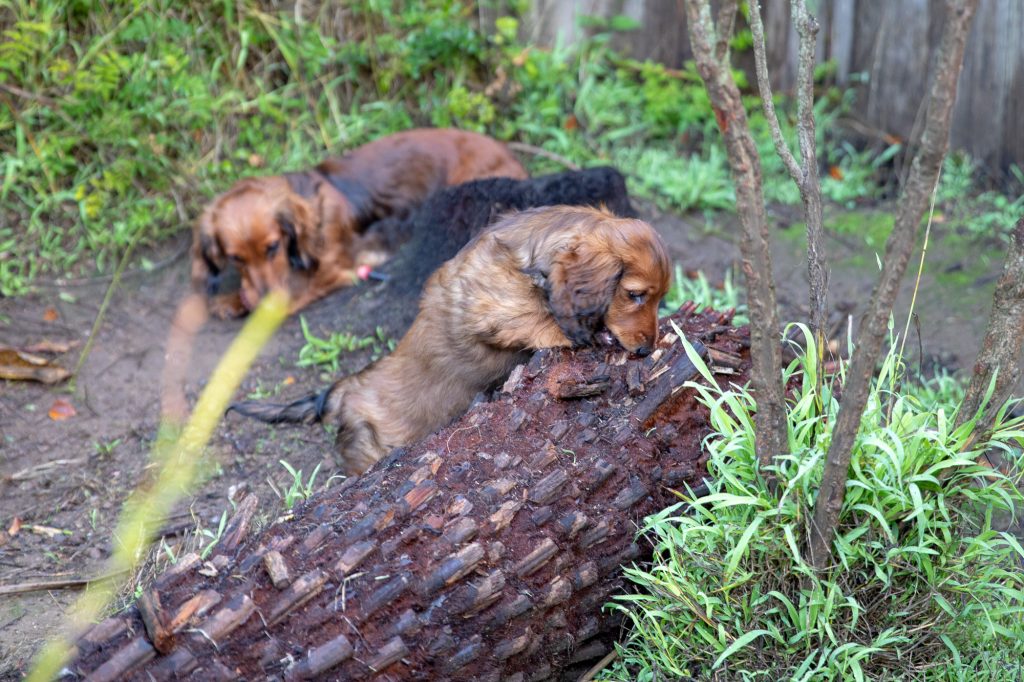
xmin=227 ymin=388 xmax=330 ymax=425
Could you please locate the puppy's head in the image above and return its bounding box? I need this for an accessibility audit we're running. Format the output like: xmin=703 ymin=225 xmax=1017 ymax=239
xmin=599 ymin=219 xmax=670 ymax=356
xmin=544 ymin=210 xmax=670 ymax=356
xmin=195 ymin=178 xmax=316 ymax=311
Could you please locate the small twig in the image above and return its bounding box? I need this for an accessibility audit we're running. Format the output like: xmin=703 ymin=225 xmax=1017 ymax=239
xmin=0 ymin=82 xmax=59 ymax=108
xmin=506 ymin=142 xmax=580 ymax=170
xmin=0 ymin=569 xmax=129 ymax=597
xmin=70 ymin=227 xmax=146 ymax=385
xmin=578 ymin=649 xmax=618 ymax=682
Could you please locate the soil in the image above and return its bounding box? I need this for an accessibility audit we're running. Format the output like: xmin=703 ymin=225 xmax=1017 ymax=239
xmin=0 ymin=201 xmax=1006 ymax=678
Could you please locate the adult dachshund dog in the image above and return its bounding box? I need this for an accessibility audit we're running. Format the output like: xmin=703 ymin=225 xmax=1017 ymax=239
xmin=193 ymin=128 xmax=526 ymax=317
xmin=230 ymin=205 xmax=670 ymax=475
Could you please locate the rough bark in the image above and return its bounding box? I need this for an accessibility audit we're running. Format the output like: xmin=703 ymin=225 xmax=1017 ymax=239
xmin=954 ymin=217 xmax=1024 ymax=438
xmin=808 ymin=0 xmax=980 ymax=569
xmin=70 ymin=308 xmax=750 ymax=681
xmin=684 ymin=0 xmax=789 ymax=474
xmin=750 ymin=0 xmax=829 ymax=393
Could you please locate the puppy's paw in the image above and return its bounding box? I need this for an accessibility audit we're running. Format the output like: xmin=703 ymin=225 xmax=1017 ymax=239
xmin=208 ymin=294 xmax=248 ymax=319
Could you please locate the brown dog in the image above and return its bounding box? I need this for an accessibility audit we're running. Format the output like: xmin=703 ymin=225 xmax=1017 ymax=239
xmin=193 ymin=128 xmax=527 ymax=317
xmin=230 ymin=205 xmax=671 ymax=474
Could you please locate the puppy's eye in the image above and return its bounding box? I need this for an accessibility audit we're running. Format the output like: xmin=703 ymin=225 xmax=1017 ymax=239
xmin=228 ymin=254 xmax=243 ymax=265
xmin=628 ymin=290 xmax=646 ymax=304
xmin=266 ymin=240 xmax=280 ymax=257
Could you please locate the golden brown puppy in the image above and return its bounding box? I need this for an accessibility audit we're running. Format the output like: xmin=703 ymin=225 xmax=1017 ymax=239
xmin=193 ymin=128 xmax=527 ymax=317
xmin=230 ymin=205 xmax=670 ymax=474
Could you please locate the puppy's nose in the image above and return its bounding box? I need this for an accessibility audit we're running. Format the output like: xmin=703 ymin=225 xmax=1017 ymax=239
xmin=635 ymin=344 xmax=653 ymax=357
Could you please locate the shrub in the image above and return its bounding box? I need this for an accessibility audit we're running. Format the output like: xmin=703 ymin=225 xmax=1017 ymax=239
xmin=604 ymin=327 xmax=1024 ymax=681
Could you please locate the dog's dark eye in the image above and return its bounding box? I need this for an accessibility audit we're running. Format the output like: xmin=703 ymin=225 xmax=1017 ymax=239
xmin=266 ymin=241 xmax=280 ymax=257
xmin=228 ymin=254 xmax=243 ymax=265
xmin=628 ymin=290 xmax=646 ymax=304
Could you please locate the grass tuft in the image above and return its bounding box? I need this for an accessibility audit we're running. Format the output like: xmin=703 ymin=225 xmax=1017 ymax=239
xmin=602 ymin=325 xmax=1024 ymax=681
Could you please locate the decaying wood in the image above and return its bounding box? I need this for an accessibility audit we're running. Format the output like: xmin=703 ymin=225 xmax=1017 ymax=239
xmin=809 ymin=0 xmax=980 ymax=570
xmin=70 ymin=309 xmax=751 ymax=681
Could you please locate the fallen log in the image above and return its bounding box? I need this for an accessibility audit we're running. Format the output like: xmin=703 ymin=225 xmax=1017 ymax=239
xmin=72 ymin=307 xmax=749 ymax=680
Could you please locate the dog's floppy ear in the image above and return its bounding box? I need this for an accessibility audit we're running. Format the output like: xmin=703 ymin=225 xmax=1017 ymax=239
xmin=277 ymin=194 xmax=317 ymax=272
xmin=192 ymin=213 xmax=226 ymax=295
xmin=543 ymin=238 xmax=623 ymax=346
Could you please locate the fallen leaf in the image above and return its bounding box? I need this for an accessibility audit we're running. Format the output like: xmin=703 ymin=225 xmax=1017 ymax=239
xmin=43 ymin=307 xmax=59 ymax=322
xmin=25 ymin=524 xmax=70 ymax=538
xmin=22 ymin=339 xmax=78 ymax=354
xmin=48 ymin=398 xmax=77 ymax=421
xmin=563 ymin=114 xmax=578 ymax=131
xmin=883 ymin=133 xmax=902 ymax=146
xmin=0 ymin=347 xmax=72 ymax=384
xmin=248 ymin=153 xmax=264 ymax=168
xmin=829 ymin=166 xmax=845 ymax=180
xmin=8 ymin=517 xmax=22 ymax=536
xmin=282 ymin=376 xmax=296 ymax=386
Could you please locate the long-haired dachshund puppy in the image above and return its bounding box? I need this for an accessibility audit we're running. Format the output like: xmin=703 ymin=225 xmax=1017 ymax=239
xmin=193 ymin=128 xmax=527 ymax=318
xmin=161 ymin=167 xmax=631 ymax=423
xmin=230 ymin=205 xmax=670 ymax=475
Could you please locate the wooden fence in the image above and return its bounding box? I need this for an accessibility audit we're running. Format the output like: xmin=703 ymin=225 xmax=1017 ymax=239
xmin=521 ymin=0 xmax=1024 ymax=171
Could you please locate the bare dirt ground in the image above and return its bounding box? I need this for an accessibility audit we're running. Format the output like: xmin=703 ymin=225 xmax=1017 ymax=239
xmin=0 ymin=203 xmax=1004 ymax=678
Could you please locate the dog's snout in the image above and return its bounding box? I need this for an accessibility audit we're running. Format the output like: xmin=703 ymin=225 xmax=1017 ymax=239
xmin=635 ymin=344 xmax=653 ymax=357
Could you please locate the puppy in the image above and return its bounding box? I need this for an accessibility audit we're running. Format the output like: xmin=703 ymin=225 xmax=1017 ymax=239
xmin=230 ymin=205 xmax=670 ymax=475
xmin=160 ymin=167 xmax=630 ymax=423
xmin=192 ymin=128 xmax=527 ymax=318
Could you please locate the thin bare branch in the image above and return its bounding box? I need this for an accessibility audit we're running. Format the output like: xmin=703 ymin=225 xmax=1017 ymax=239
xmin=809 ymin=0 xmax=980 ymax=570
xmin=750 ymin=1 xmax=829 ymax=422
xmin=748 ymin=1 xmax=802 ymax=182
xmin=684 ymin=0 xmax=788 ymax=476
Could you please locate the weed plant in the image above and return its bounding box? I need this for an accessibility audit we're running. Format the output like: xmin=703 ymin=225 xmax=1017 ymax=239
xmin=662 ymin=266 xmax=747 ymax=325
xmin=603 ymin=326 xmax=1024 ymax=681
xmin=1 ymin=0 xmax=948 ymax=297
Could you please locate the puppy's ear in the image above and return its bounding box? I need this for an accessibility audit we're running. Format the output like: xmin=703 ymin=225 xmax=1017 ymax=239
xmin=544 ymin=240 xmax=623 ymax=346
xmin=277 ymin=195 xmax=316 ymax=272
xmin=192 ymin=213 xmax=226 ymax=295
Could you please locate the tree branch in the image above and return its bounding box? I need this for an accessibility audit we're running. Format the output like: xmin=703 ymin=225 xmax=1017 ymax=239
xmin=748 ymin=2 xmax=802 ymax=183
xmin=955 ymin=217 xmax=1024 ymax=439
xmin=714 ymin=0 xmax=739 ymax=64
xmin=750 ymin=0 xmax=829 ymax=413
xmin=684 ymin=0 xmax=788 ymax=475
xmin=809 ymin=0 xmax=980 ymax=570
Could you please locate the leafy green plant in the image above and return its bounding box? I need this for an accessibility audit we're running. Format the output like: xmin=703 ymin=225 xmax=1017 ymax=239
xmin=4 ymin=1 xmax=1020 ymax=298
xmin=197 ymin=510 xmax=227 ymax=560
xmin=661 ymin=266 xmax=747 ymax=325
xmin=603 ymin=327 xmax=1024 ymax=681
xmin=276 ymin=459 xmax=322 ymax=510
xmin=296 ymin=316 xmax=393 ymax=372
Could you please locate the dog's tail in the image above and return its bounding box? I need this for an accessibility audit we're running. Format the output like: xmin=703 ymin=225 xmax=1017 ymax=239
xmin=227 ymin=387 xmax=333 ymax=425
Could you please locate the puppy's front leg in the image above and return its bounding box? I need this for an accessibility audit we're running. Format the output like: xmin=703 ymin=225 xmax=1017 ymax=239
xmin=288 ymin=268 xmax=360 ymax=313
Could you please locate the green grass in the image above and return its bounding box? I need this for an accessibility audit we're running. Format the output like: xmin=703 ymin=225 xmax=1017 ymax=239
xmin=297 ymin=315 xmax=394 ymax=373
xmin=600 ymin=327 xmax=1024 ymax=681
xmin=662 ymin=266 xmax=747 ymax=326
xmin=7 ymin=0 xmax=1003 ymax=298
